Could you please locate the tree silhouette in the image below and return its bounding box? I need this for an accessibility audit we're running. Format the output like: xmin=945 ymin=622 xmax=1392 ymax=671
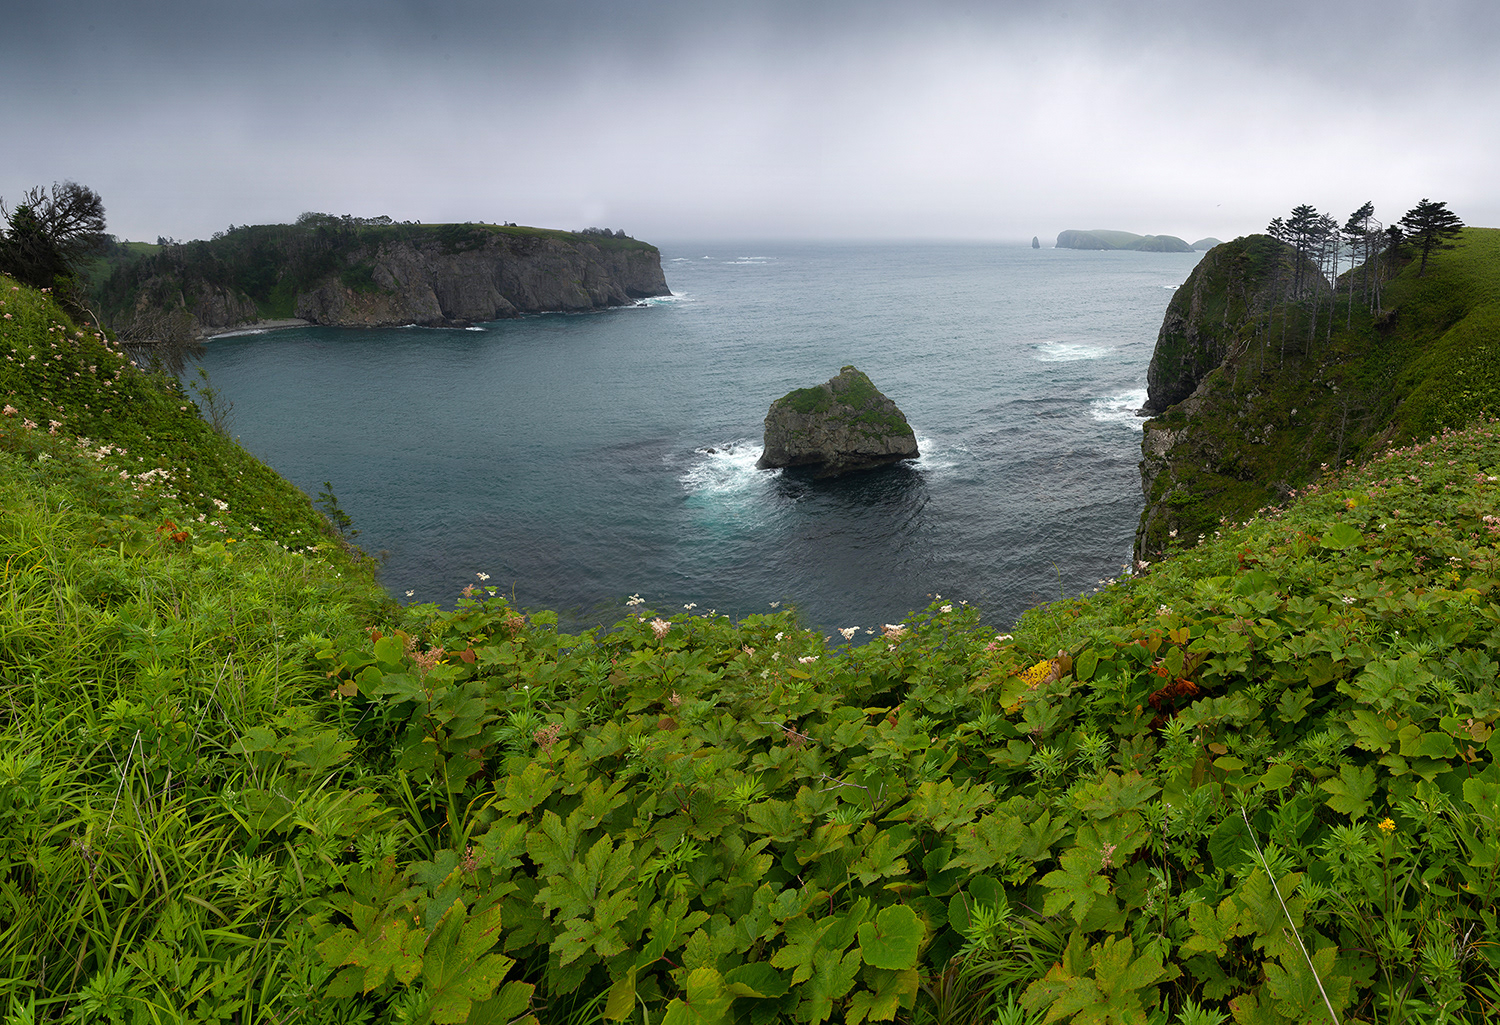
xmin=1398 ymin=199 xmax=1464 ymax=277
xmin=0 ymin=181 xmax=107 ymax=291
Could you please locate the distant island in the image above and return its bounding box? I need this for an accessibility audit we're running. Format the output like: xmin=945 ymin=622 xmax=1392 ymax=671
xmin=1054 ymin=229 xmax=1222 ymax=252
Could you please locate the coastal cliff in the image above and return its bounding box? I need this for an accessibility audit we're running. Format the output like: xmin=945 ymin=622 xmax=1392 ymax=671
xmin=96 ymin=219 xmax=670 ymax=337
xmin=1141 ymin=235 xmax=1327 ymax=414
xmin=1134 ymin=227 xmax=1500 ymax=565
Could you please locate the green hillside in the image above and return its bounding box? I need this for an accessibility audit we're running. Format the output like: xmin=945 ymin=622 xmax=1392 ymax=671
xmin=3 ymin=274 xmax=1499 ymax=1023
xmin=1138 ymin=228 xmax=1500 ymax=564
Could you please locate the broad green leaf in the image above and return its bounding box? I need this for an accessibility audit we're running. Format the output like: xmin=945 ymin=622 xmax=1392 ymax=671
xmin=1264 ymin=946 xmax=1349 ymax=1024
xmin=722 ymin=962 xmax=788 ymax=999
xmin=1258 ymin=763 xmax=1295 ymax=790
xmin=1040 ymin=847 xmax=1112 ymax=925
xmin=373 ymin=634 xmax=406 ymax=668
xmin=1071 ymin=772 xmax=1160 ymax=819
xmin=467 ymin=982 xmax=536 ymax=1025
xmin=604 ymin=969 xmax=637 ymax=1021
xmin=1400 ymin=730 xmax=1455 ymax=760
xmin=1320 ymin=762 xmax=1376 ymax=819
xmin=1320 ymin=523 xmax=1363 ymax=550
xmin=856 ymin=905 xmax=923 ymax=970
xmin=1182 ymin=897 xmax=1241 ymax=958
xmin=846 ymin=967 xmax=918 ymax=1023
xmin=1075 ymin=649 xmax=1099 ymax=681
xmin=661 ymin=967 xmax=734 ymax=1025
xmin=1348 ymin=710 xmax=1400 ymax=753
xmin=421 ymin=901 xmax=513 ymax=1024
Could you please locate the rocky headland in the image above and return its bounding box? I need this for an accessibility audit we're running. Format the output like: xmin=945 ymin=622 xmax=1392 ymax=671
xmin=757 ymin=366 xmax=919 ymax=476
xmin=97 ymin=220 xmax=670 ymax=339
xmin=1132 ymin=226 xmax=1500 ymax=565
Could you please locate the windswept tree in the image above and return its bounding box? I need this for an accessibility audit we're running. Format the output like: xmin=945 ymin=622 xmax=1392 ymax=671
xmin=1398 ymin=198 xmax=1464 ymax=277
xmin=0 ymin=181 xmax=108 ymax=293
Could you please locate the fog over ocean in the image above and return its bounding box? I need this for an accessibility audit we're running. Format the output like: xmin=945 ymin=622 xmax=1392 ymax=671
xmin=199 ymin=242 xmax=1204 ymax=633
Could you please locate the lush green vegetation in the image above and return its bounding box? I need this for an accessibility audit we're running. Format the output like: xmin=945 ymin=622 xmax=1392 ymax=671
xmin=777 ymin=367 xmax=914 ymax=441
xmin=1139 ymin=228 xmax=1500 ymax=562
xmin=4 ymin=272 xmax=1500 ymax=1024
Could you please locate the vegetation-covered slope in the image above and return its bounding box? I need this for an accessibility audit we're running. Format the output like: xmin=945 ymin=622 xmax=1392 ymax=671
xmin=3 ymin=275 xmax=1499 ymax=1024
xmin=1137 ymin=227 xmax=1500 ymax=565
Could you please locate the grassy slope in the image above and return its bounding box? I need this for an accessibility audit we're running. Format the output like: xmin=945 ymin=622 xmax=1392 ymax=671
xmin=3 ymin=276 xmax=1499 ymax=1024
xmin=1139 ymin=228 xmax=1500 ymax=561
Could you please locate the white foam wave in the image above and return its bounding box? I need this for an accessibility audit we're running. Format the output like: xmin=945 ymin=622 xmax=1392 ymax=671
xmin=639 ymin=293 xmax=691 ymax=306
xmin=212 ymin=328 xmax=269 ymax=338
xmin=1034 ymin=342 xmax=1112 ymax=362
xmin=727 ymin=256 xmax=774 ymax=265
xmin=679 ymin=441 xmax=777 ymax=495
xmin=1090 ymin=389 xmax=1149 ymax=429
xmin=911 ymin=434 xmax=962 ymax=472
xmin=465 ymin=325 xmax=485 ymax=331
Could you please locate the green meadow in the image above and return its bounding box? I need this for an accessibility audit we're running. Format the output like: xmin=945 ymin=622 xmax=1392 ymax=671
xmin=3 ymin=270 xmax=1499 ymax=1024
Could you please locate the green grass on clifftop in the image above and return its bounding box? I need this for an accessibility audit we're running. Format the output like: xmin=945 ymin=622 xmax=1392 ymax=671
xmin=1140 ymin=228 xmax=1500 ymax=562
xmin=3 ymin=275 xmax=1499 ymax=1023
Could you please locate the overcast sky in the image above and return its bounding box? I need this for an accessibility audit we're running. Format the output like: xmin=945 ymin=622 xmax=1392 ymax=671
xmin=4 ymin=0 xmax=1496 ymax=244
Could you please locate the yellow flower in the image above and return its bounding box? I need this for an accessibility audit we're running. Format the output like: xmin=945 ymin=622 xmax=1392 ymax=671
xmin=1019 ymin=659 xmax=1054 ymax=687
xmin=1378 ymin=817 xmax=1396 ymax=834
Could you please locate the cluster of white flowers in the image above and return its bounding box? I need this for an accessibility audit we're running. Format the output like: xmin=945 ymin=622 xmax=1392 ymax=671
xmin=837 ymin=626 xmax=858 ymax=640
xmin=626 ymin=593 xmax=644 ymax=606
xmin=650 ymin=618 xmax=671 ymax=639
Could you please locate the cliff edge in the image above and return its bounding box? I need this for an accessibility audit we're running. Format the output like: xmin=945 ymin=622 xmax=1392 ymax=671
xmin=1134 ymin=227 xmax=1500 ymax=565
xmin=97 ymin=220 xmax=670 ymax=337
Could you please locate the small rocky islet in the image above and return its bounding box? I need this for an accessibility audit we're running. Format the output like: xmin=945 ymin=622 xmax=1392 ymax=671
xmin=756 ymin=365 xmax=918 ymax=476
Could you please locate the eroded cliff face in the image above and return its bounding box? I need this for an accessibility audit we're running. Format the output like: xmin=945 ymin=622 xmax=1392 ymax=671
xmin=1142 ymin=235 xmax=1325 ymax=414
xmin=107 ymin=227 xmax=670 ymax=337
xmin=1130 ymin=231 xmax=1459 ymax=567
xmin=295 ymin=235 xmax=670 ymax=327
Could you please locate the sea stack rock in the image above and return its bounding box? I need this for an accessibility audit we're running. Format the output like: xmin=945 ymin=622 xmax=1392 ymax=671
xmin=1032 ymin=236 xmax=1041 ymax=249
xmin=757 ymin=366 xmax=919 ymax=475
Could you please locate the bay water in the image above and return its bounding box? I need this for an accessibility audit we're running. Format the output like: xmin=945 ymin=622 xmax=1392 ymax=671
xmin=198 ymin=242 xmax=1203 ymax=634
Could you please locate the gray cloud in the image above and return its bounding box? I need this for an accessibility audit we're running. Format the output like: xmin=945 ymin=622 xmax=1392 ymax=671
xmin=5 ymin=0 xmax=1496 ymax=242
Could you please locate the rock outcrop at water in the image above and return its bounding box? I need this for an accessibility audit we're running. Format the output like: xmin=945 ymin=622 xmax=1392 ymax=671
xmin=97 ymin=222 xmax=671 ymax=337
xmin=293 ymin=235 xmax=669 ymax=327
xmin=757 ymin=366 xmax=919 ymax=475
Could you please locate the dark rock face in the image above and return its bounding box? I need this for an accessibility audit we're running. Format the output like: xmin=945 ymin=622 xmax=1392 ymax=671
xmin=757 ymin=366 xmax=919 ymax=475
xmin=1141 ymin=235 xmax=1326 ymax=415
xmin=114 ymin=232 xmax=670 ymax=336
xmin=295 ymin=236 xmax=670 ymax=327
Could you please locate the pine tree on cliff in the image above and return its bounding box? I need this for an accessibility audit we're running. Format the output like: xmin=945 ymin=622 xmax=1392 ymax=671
xmin=1341 ymin=201 xmax=1377 ymax=322
xmin=0 ymin=181 xmax=107 ymax=297
xmin=1398 ymin=199 xmax=1464 ymax=277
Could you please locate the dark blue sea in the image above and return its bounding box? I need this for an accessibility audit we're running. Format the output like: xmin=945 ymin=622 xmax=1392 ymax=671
xmin=198 ymin=242 xmax=1203 ymax=634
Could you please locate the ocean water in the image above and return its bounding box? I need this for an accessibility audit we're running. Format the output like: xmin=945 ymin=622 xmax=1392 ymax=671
xmin=198 ymin=242 xmax=1202 ymax=634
